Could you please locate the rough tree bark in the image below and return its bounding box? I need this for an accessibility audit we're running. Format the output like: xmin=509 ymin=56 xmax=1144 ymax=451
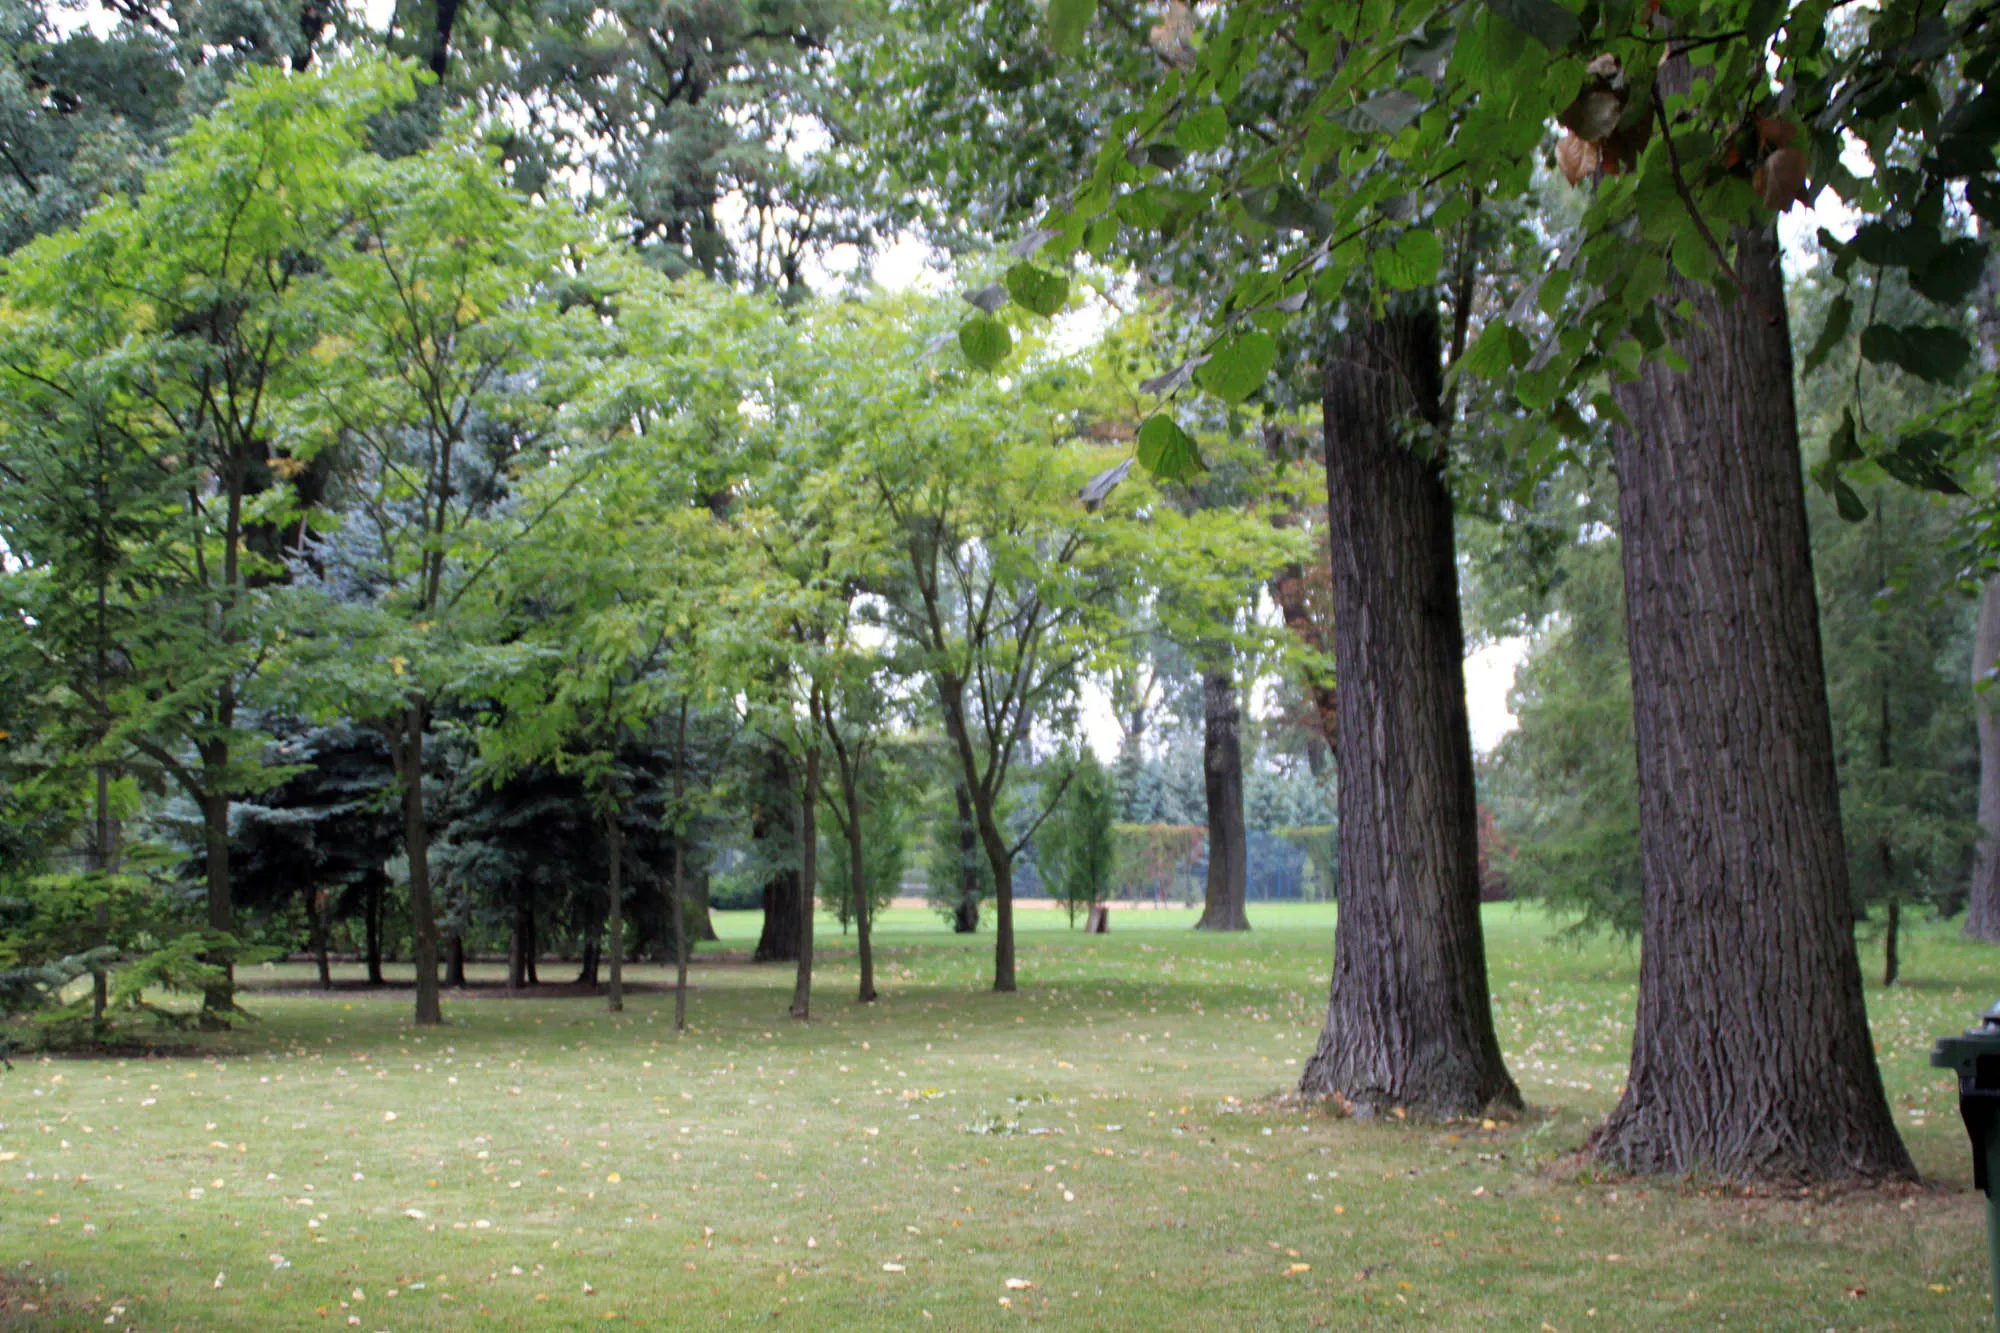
xmin=1195 ymin=662 xmax=1250 ymax=931
xmin=952 ymin=784 xmax=981 ymax=933
xmin=1589 ymin=223 xmax=1912 ymax=1180
xmin=754 ymin=748 xmax=803 ymax=963
xmin=1968 ymin=475 xmax=2000 ymax=942
xmin=1296 ymin=304 xmax=1520 ymax=1120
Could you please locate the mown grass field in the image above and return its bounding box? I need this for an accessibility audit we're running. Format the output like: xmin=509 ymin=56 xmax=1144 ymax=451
xmin=0 ymin=903 xmax=1993 ymax=1330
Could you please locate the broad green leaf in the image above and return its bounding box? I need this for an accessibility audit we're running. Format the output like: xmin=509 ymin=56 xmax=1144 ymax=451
xmin=1004 ymin=263 xmax=1070 ymax=318
xmin=1176 ymin=106 xmax=1231 ymax=154
xmin=1196 ymin=331 xmax=1278 ymax=404
xmin=958 ymin=316 xmax=1012 ymax=369
xmin=1046 ymin=0 xmax=1095 ymax=53
xmin=1370 ymin=229 xmax=1444 ymax=290
xmin=1827 ymin=407 xmax=1861 ymax=465
xmin=1875 ymin=429 xmax=1964 ymax=494
xmin=1801 ymin=293 xmax=1852 ymax=374
xmin=1136 ymin=415 xmax=1205 ymax=481
xmin=1911 ymin=237 xmax=1989 ymax=304
xmin=1858 ymin=322 xmax=1972 ymax=382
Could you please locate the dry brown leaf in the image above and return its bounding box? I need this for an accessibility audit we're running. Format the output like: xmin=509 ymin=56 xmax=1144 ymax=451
xmin=1562 ymin=133 xmax=1601 ymax=182
xmin=1760 ymin=147 xmax=1809 ymax=211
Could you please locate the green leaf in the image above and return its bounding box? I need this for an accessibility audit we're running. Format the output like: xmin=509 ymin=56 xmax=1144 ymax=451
xmin=1135 ymin=415 xmax=1205 ymax=481
xmin=1833 ymin=477 xmax=1869 ymax=522
xmin=1196 ymin=331 xmax=1278 ymax=404
xmin=1875 ymin=429 xmax=1964 ymax=494
xmin=1911 ymin=237 xmax=1989 ymax=304
xmin=1802 ymin=293 xmax=1852 ymax=374
xmin=1176 ymin=106 xmax=1230 ymax=154
xmin=1046 ymin=0 xmax=1096 ymax=53
xmin=1004 ymin=263 xmax=1070 ymax=318
xmin=1488 ymin=0 xmax=1580 ymax=51
xmin=1858 ymin=322 xmax=1972 ymax=382
xmin=958 ymin=316 xmax=1012 ymax=369
xmin=1827 ymin=407 xmax=1861 ymax=465
xmin=1370 ymin=229 xmax=1445 ymax=290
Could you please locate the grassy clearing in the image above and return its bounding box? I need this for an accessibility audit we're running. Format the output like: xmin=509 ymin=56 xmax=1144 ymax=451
xmin=0 ymin=903 xmax=1992 ymax=1331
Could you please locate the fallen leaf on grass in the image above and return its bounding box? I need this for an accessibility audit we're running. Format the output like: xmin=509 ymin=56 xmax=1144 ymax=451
xmin=1286 ymin=1264 xmax=1311 ymax=1276
xmin=882 ymin=1262 xmax=905 ymax=1273
xmin=1004 ymin=1278 xmax=1035 ymax=1290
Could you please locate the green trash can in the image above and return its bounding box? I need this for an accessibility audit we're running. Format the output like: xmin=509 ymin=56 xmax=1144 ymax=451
xmin=1932 ymin=1000 xmax=2000 ymax=1330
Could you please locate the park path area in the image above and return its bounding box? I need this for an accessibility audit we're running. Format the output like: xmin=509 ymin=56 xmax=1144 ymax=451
xmin=0 ymin=904 xmax=1991 ymax=1330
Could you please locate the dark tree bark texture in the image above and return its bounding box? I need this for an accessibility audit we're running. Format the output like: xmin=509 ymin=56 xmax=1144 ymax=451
xmin=1195 ymin=663 xmax=1250 ymax=931
xmin=1968 ymin=533 xmax=2000 ymax=941
xmin=1592 ymin=224 xmax=1912 ymax=1181
xmin=1296 ymin=304 xmax=1520 ymax=1120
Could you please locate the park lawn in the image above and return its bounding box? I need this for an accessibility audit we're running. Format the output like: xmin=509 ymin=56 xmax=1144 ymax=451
xmin=0 ymin=903 xmax=1992 ymax=1331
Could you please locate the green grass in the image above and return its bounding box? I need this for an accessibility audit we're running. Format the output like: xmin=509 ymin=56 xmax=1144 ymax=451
xmin=1 ymin=903 xmax=1993 ymax=1330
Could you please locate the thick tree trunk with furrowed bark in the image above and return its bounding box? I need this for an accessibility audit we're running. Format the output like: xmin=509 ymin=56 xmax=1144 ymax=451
xmin=1297 ymin=304 xmax=1519 ymax=1120
xmin=1588 ymin=223 xmax=1912 ymax=1181
xmin=1195 ymin=663 xmax=1250 ymax=931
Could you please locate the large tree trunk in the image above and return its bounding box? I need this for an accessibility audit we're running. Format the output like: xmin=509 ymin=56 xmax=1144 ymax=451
xmin=1968 ymin=559 xmax=2000 ymax=940
xmin=754 ymin=748 xmax=802 ymax=962
xmin=398 ymin=698 xmax=442 ymax=1025
xmin=1589 ymin=223 xmax=1912 ymax=1181
xmin=1195 ymin=662 xmax=1250 ymax=931
xmin=444 ymin=923 xmax=466 ymax=989
xmin=1297 ymin=304 xmax=1520 ymax=1120
xmin=688 ymin=868 xmax=718 ymax=942
xmin=953 ymin=784 xmax=981 ymax=934
xmin=309 ymin=886 xmax=332 ymax=990
xmin=508 ymin=889 xmax=532 ymax=989
xmin=605 ymin=811 xmax=625 ymax=1013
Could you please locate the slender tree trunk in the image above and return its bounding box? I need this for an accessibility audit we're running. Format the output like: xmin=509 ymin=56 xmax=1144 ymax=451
xmin=365 ymin=872 xmax=384 ymax=985
xmin=90 ymin=762 xmax=114 ymax=1021
xmin=444 ymin=875 xmax=466 ymax=987
xmin=1968 ymin=539 xmax=2000 ymax=940
xmin=199 ymin=775 xmax=236 ymax=1028
xmin=1589 ymin=222 xmax=1912 ymax=1180
xmin=1883 ymin=890 xmax=1901 ymax=988
xmin=577 ymin=936 xmax=601 ymax=986
xmin=852 ymin=784 xmax=876 ymax=1003
xmin=689 ymin=869 xmax=719 ymax=942
xmin=670 ymin=718 xmax=691 ymax=1030
xmin=1296 ymin=303 xmax=1520 ymax=1120
xmin=309 ymin=886 xmax=331 ymax=989
xmin=953 ymin=783 xmax=981 ymax=934
xmin=792 ymin=719 xmax=820 ymax=1021
xmin=972 ymin=804 xmax=1015 ymax=992
xmin=606 ymin=811 xmax=625 ymax=1013
xmin=398 ymin=698 xmax=442 ymax=1025
xmin=526 ymin=911 xmax=538 ymax=985
xmin=1195 ymin=662 xmax=1250 ymax=931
